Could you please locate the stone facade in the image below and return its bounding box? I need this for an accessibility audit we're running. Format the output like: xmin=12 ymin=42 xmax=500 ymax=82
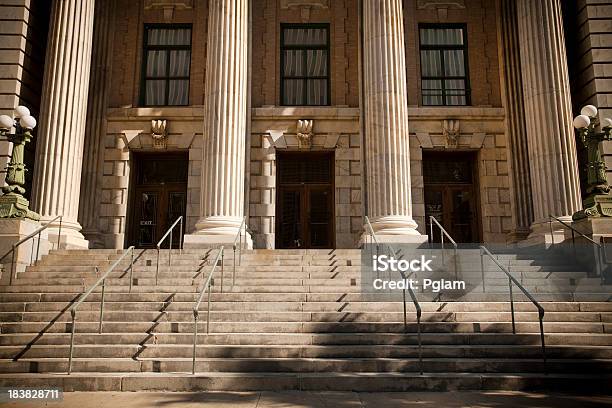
xmin=1 ymin=0 xmax=611 ymax=249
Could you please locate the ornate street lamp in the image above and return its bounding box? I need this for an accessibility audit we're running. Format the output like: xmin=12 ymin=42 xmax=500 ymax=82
xmin=572 ymin=105 xmax=612 ymax=220
xmin=0 ymin=106 xmax=39 ymax=220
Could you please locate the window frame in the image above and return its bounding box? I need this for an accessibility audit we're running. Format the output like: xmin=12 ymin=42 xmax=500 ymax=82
xmin=280 ymin=23 xmax=331 ymax=106
xmin=418 ymin=23 xmax=471 ymax=107
xmin=140 ymin=23 xmax=193 ymax=107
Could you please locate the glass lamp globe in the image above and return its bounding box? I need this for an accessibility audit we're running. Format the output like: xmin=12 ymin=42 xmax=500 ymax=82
xmin=603 ymin=118 xmax=612 ymax=129
xmin=0 ymin=114 xmax=14 ymax=130
xmin=573 ymin=115 xmax=591 ymax=129
xmin=14 ymin=105 xmax=30 ymax=118
xmin=581 ymin=105 xmax=598 ymax=118
xmin=20 ymin=115 xmax=36 ymax=130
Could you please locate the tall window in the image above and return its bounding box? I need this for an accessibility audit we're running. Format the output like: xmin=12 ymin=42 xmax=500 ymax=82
xmin=281 ymin=24 xmax=330 ymax=106
xmin=419 ymin=25 xmax=470 ymax=106
xmin=142 ymin=25 xmax=192 ymax=106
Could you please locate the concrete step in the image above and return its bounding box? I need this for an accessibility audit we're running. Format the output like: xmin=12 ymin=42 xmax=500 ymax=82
xmin=2 ymin=332 xmax=611 ymax=346
xmin=1 ymin=321 xmax=606 ymax=334
xmin=5 ymin=344 xmax=608 ymax=360
xmin=1 ymin=371 xmax=609 ymax=392
xmin=0 ymin=357 xmax=609 ymax=375
xmin=3 ymin=301 xmax=608 ymax=313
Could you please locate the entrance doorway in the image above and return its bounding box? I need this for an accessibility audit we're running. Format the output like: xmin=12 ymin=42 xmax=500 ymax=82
xmin=423 ymin=151 xmax=480 ymax=243
xmin=276 ymin=152 xmax=335 ymax=249
xmin=129 ymin=153 xmax=188 ymax=248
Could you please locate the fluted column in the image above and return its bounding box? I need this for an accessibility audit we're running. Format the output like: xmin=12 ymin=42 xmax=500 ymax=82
xmin=79 ymin=0 xmax=115 ymax=248
xmin=500 ymin=0 xmax=533 ymax=240
xmin=184 ymin=0 xmax=250 ymax=247
xmin=31 ymin=0 xmax=96 ymax=249
xmin=516 ymin=0 xmax=582 ymax=240
xmin=362 ymin=0 xmax=423 ymax=241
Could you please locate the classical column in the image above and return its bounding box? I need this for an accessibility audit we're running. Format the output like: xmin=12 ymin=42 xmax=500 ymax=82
xmin=78 ymin=0 xmax=115 ymax=248
xmin=31 ymin=0 xmax=96 ymax=249
xmin=500 ymin=0 xmax=533 ymax=241
xmin=362 ymin=0 xmax=424 ymax=242
xmin=184 ymin=0 xmax=250 ymax=247
xmin=516 ymin=0 xmax=582 ymax=241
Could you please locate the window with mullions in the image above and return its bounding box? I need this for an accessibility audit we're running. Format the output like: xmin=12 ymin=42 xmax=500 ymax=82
xmin=281 ymin=25 xmax=330 ymax=106
xmin=141 ymin=25 xmax=192 ymax=106
xmin=419 ymin=25 xmax=470 ymax=106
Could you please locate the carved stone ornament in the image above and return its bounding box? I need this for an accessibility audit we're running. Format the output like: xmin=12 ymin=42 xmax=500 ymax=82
xmin=296 ymin=119 xmax=313 ymax=150
xmin=151 ymin=119 xmax=168 ymax=149
xmin=281 ymin=0 xmax=329 ymax=22
xmin=442 ymin=119 xmax=460 ymax=148
xmin=417 ymin=0 xmax=465 ymax=21
xmin=144 ymin=0 xmax=193 ymax=22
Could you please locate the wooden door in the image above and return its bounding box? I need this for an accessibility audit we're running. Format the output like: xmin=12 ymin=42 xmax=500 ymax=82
xmin=276 ymin=152 xmax=334 ymax=249
xmin=129 ymin=154 xmax=188 ymax=248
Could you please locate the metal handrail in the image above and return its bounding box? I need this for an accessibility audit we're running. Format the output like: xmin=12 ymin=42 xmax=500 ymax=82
xmin=191 ymin=246 xmax=224 ymax=374
xmin=67 ymin=246 xmax=135 ymax=374
xmin=429 ymin=216 xmax=459 ymax=280
xmin=364 ymin=216 xmax=423 ymax=374
xmin=0 ymin=215 xmax=63 ymax=285
xmin=155 ymin=216 xmax=183 ymax=285
xmin=549 ymin=215 xmax=607 ymax=281
xmin=479 ymin=245 xmax=546 ymax=369
xmin=232 ymin=216 xmax=248 ymax=288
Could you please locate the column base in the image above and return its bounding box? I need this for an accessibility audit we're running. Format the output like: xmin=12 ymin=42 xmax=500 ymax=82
xmin=42 ymin=219 xmax=89 ymax=250
xmin=185 ymin=216 xmax=253 ymax=249
xmin=0 ymin=218 xmax=49 ymax=284
xmin=183 ymin=233 xmax=253 ymax=250
xmin=360 ymin=216 xmax=428 ymax=245
xmin=519 ymin=218 xmax=570 ymax=247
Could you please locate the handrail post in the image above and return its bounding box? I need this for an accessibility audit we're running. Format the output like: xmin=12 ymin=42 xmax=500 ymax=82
xmin=192 ymin=311 xmax=198 ymax=375
xmin=417 ymin=311 xmax=423 ymax=375
xmin=402 ymin=289 xmax=407 ymax=331
xmin=207 ymin=284 xmax=212 ymax=334
xmin=57 ymin=218 xmax=62 ymax=250
xmin=539 ymin=310 xmax=547 ymax=372
xmin=232 ymin=244 xmax=237 ymax=288
xmin=508 ymin=277 xmax=515 ymax=334
xmin=480 ymin=246 xmax=485 ymax=293
xmin=239 ymin=222 xmax=243 ymax=266
xmin=179 ymin=218 xmax=183 ymax=255
xmin=30 ymin=236 xmax=35 ymax=265
xmin=68 ymin=309 xmax=76 ymax=374
xmin=429 ymin=216 xmax=434 ymax=249
xmin=35 ymin=231 xmax=41 ymax=264
xmin=549 ymin=218 xmax=554 ymax=247
xmin=169 ymin=231 xmax=173 ymax=270
xmin=129 ymin=247 xmax=134 ymax=293
xmin=10 ymin=245 xmax=16 ymax=285
xmin=453 ymin=245 xmax=458 ymax=281
xmin=441 ymin=234 xmax=445 ymax=266
xmin=156 ymin=246 xmax=160 ymax=285
xmin=220 ymin=249 xmax=224 ymax=294
xmin=99 ymin=278 xmax=106 ymax=334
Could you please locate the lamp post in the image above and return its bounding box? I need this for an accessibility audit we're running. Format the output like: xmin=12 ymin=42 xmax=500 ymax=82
xmin=0 ymin=106 xmax=39 ymax=220
xmin=572 ymin=105 xmax=612 ymax=220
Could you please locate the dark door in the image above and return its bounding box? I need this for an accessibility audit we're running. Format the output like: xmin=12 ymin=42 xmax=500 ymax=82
xmin=423 ymin=152 xmax=480 ymax=243
xmin=276 ymin=152 xmax=334 ymax=249
xmin=129 ymin=153 xmax=188 ymax=248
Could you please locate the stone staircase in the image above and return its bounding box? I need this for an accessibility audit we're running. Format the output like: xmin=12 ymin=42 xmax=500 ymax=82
xmin=0 ymin=248 xmax=611 ymax=391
